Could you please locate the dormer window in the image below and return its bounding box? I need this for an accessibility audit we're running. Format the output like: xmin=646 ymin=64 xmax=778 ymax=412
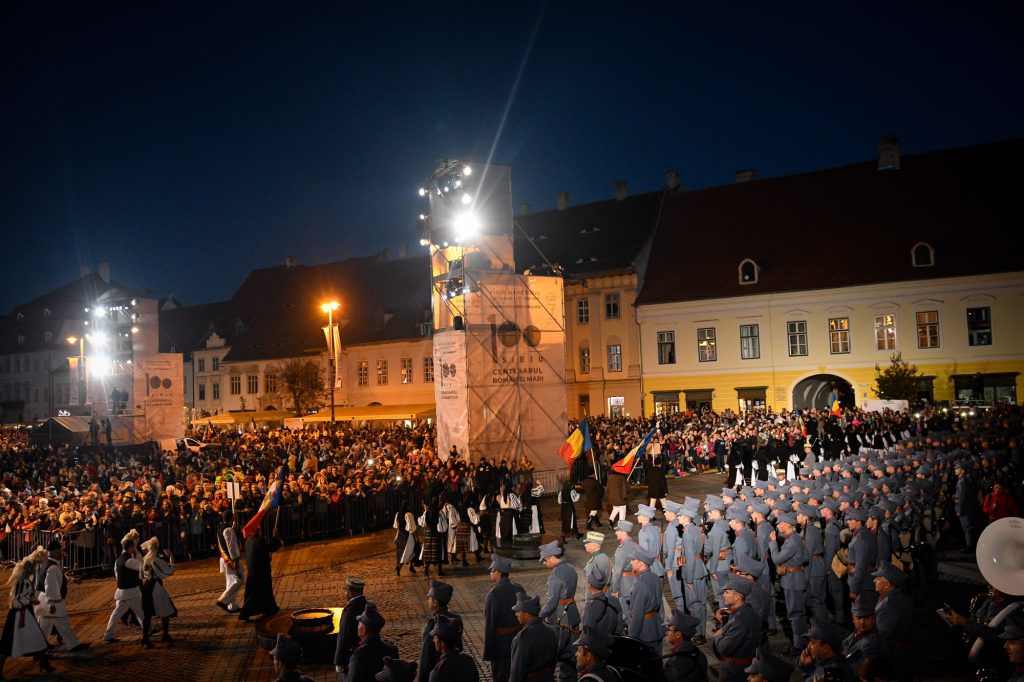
xmin=911 ymin=242 xmax=934 ymax=268
xmin=43 ymin=308 xmax=51 ymax=318
xmin=17 ymin=335 xmax=25 ymax=345
xmin=16 ymin=312 xmax=24 ymax=321
xmin=44 ymin=331 xmax=53 ymax=343
xmin=738 ymin=258 xmax=760 ymax=285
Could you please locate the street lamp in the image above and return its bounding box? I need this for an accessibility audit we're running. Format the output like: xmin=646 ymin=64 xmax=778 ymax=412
xmin=67 ymin=336 xmax=86 ymax=408
xmin=320 ymin=301 xmax=341 ymax=427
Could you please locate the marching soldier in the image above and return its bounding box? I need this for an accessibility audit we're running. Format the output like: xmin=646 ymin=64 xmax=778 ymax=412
xmin=663 ymin=609 xmax=707 ymax=682
xmin=335 ymin=576 xmax=368 ymax=681
xmin=538 ymin=541 xmax=580 ymax=629
xmin=662 ymin=501 xmax=684 ymax=611
xmin=635 ymin=505 xmax=665 ymax=580
xmin=820 ymin=501 xmax=847 ymax=626
xmin=841 ymin=594 xmax=882 ymax=672
xmin=703 ymin=496 xmax=731 ymax=608
xmin=572 ymin=625 xmax=618 ymax=682
xmin=581 ymin=554 xmax=623 ymax=636
xmin=582 ymin=532 xmax=611 ymax=605
xmin=483 ymin=554 xmax=525 ymax=682
xmin=711 ymin=575 xmax=760 ymax=682
xmin=37 ymin=540 xmax=88 ymax=652
xmin=798 ymin=504 xmax=828 ymax=627
xmin=428 ymin=613 xmax=479 ymax=682
xmin=626 ymin=546 xmax=664 ymax=650
xmin=751 ymin=500 xmax=779 ymax=634
xmin=845 ymin=509 xmax=877 ymax=604
xmin=768 ymin=511 xmax=808 ymax=654
xmin=418 ymin=581 xmax=462 ymax=682
xmin=678 ymin=503 xmax=708 ymax=644
xmin=873 ymin=562 xmax=912 ymax=678
xmin=509 ymin=593 xmax=558 ymax=682
xmin=610 ymin=520 xmax=639 ymax=625
xmin=348 ymin=603 xmax=399 ymax=682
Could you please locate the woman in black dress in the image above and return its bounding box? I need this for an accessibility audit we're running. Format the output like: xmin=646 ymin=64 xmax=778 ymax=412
xmin=417 ymin=501 xmax=446 ymax=578
xmin=557 ymin=474 xmax=582 ymax=543
xmin=237 ymin=524 xmax=279 ymax=622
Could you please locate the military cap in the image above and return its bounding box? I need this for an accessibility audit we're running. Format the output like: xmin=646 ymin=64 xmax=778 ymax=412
xmin=636 ymin=504 xmax=656 ymax=519
xmin=615 ymin=520 xmax=634 ymax=533
xmin=357 ymin=602 xmax=385 ymax=631
xmin=868 ymin=506 xmax=885 ymax=520
xmin=822 ymin=499 xmax=840 ymax=513
xmin=631 ymin=545 xmax=656 ymax=566
xmin=585 ymin=531 xmax=605 ymax=545
xmin=999 ymin=619 xmax=1024 ymax=640
xmin=776 ymin=511 xmax=797 ymax=526
xmin=721 ymin=488 xmax=737 ymax=499
xmin=750 ymin=501 xmax=770 ymax=516
xmin=663 ymin=500 xmax=683 ymax=516
xmin=488 ymin=553 xmax=513 ymax=574
xmin=808 ymin=622 xmax=842 ymax=651
xmin=796 ymin=504 xmax=818 ymax=519
xmin=725 ymin=506 xmax=750 ymax=523
xmin=375 ymin=657 xmax=418 ymax=682
xmin=430 ymin=612 xmax=462 ymax=642
xmin=572 ymin=625 xmax=615 ymax=659
xmin=270 ymin=633 xmax=303 ymax=662
xmin=744 ymin=649 xmax=794 ymax=682
xmin=586 ymin=561 xmax=609 ymax=589
xmin=346 ymin=576 xmax=366 ymax=592
xmin=705 ymin=495 xmax=725 ymax=512
xmin=792 ymin=493 xmax=809 ymax=504
xmin=846 ymin=508 xmax=868 ymax=522
xmin=723 ymin=574 xmax=753 ymax=596
xmin=427 ymin=580 xmax=453 ymax=604
xmin=684 ymin=496 xmax=700 ymax=507
xmin=512 ymin=593 xmax=541 ymax=615
xmin=667 ymin=608 xmax=700 ymax=638
xmin=872 ymin=562 xmax=906 ymax=588
xmin=538 ymin=540 xmax=563 ymax=562
xmin=852 ymin=593 xmax=878 ymax=617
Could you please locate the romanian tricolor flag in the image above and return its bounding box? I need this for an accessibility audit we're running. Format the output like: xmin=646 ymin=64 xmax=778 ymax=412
xmin=558 ymin=419 xmax=592 ymax=466
xmin=243 ymin=463 xmax=288 ymax=538
xmin=611 ymin=428 xmax=656 ymax=475
xmin=830 ymin=399 xmax=841 ymax=417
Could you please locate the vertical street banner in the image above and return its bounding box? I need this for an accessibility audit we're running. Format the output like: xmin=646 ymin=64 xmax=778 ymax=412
xmin=432 ymin=330 xmax=469 ymax=460
xmin=321 ymin=324 xmax=342 ymax=388
xmin=132 ymin=353 xmax=186 ymax=442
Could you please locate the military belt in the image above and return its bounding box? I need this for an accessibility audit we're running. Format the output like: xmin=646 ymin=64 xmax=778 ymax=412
xmin=777 ymin=565 xmax=804 ymax=574
xmin=722 ymin=656 xmax=753 ymax=667
xmin=643 ymin=610 xmax=659 ymax=619
xmin=622 ymin=571 xmax=638 ymax=577
xmin=495 ymin=625 xmax=521 ymax=635
xmin=558 ymin=597 xmax=574 ymax=606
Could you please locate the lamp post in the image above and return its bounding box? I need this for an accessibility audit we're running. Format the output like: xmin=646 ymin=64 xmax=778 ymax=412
xmin=320 ymin=302 xmax=340 ymax=428
xmin=66 ymin=336 xmax=86 ymax=408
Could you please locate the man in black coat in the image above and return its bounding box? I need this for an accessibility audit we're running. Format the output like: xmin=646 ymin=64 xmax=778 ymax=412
xmin=418 ymin=581 xmax=462 ymax=682
xmin=334 ymin=576 xmax=368 ymax=681
xmin=238 ymin=525 xmax=278 ymax=622
xmin=428 ymin=613 xmax=479 ymax=682
xmin=582 ymin=473 xmax=604 ymax=530
xmin=483 ymin=554 xmax=525 ymax=682
xmin=572 ymin=625 xmax=618 ymax=682
xmin=663 ymin=609 xmax=708 ymax=682
xmin=348 ymin=603 xmax=399 ymax=682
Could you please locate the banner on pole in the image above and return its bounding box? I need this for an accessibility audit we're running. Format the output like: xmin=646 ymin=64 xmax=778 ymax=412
xmin=432 ymin=330 xmax=469 ymax=460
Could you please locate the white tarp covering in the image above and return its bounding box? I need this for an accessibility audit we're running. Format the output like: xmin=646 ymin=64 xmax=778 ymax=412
xmin=433 ymin=330 xmax=469 ymax=459
xmin=861 ymin=399 xmax=909 ymax=413
xmin=132 ymin=354 xmax=185 ymax=442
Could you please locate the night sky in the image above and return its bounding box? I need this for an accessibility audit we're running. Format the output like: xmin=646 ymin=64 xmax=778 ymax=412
xmin=3 ymin=3 xmax=1022 ymax=312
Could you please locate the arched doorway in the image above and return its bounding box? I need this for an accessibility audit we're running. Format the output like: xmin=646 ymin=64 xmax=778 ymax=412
xmin=792 ymin=374 xmax=855 ymax=411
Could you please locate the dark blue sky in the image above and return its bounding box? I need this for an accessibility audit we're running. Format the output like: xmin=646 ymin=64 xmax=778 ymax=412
xmin=3 ymin=3 xmax=1021 ymax=312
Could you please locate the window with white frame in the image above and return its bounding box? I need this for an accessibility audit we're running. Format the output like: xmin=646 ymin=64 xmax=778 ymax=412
xmin=738 ymin=259 xmax=759 ymax=285
xmin=424 ymin=356 xmax=434 ymax=382
xmin=247 ymin=375 xmax=258 ymax=394
xmin=829 ymin=318 xmax=851 ymax=354
xmin=579 ymin=346 xmax=591 ymax=374
xmin=916 ymin=311 xmax=940 ymax=348
xmin=358 ymin=361 xmax=369 ymax=387
xmin=401 ymin=357 xmax=413 ymax=384
xmin=197 ymin=358 xmax=206 ymax=372
xmin=874 ymin=314 xmax=896 ymax=351
xmin=911 ymin=242 xmax=934 ymax=267
xmin=265 ymin=374 xmax=277 ymax=394
xmin=212 ymin=382 xmax=220 ymax=400
xmin=230 ymin=376 xmax=241 ymax=395
xmin=739 ymin=324 xmax=760 ymax=359
xmin=212 ymin=357 xmax=220 ymax=371
xmin=657 ymin=331 xmax=676 ymax=364
xmin=967 ymin=307 xmax=992 ymax=347
xmin=198 ymin=383 xmax=206 ymax=401
xmin=697 ymin=327 xmax=717 ymax=362
xmin=376 ymin=359 xmax=388 ymax=385
xmin=577 ymin=299 xmax=590 ymax=324
xmin=604 ymin=293 xmax=620 ymax=319
xmin=787 ymin=320 xmax=808 ymax=356
xmin=606 ymin=344 xmax=622 ymax=372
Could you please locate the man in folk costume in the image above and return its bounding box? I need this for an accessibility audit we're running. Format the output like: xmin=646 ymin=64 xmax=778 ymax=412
xmin=102 ymin=529 xmax=145 ymax=643
xmin=37 ymin=540 xmax=88 ymax=652
xmin=458 ymin=498 xmax=483 ymax=565
xmin=441 ymin=497 xmax=459 ymax=564
xmin=216 ymin=509 xmax=244 ymax=613
xmin=0 ymin=548 xmax=55 ymax=676
xmin=394 ymin=503 xmax=418 ymax=576
xmin=483 ymin=554 xmax=525 ymax=682
xmin=139 ymin=536 xmax=177 ymax=646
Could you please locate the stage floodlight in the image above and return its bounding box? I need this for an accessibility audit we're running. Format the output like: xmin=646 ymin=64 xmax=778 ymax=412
xmin=460 ymin=193 xmax=472 ymax=205
xmin=462 ymin=165 xmax=472 ymax=176
xmin=453 ymin=211 xmax=479 ymax=239
xmin=418 ymin=187 xmax=427 ymax=197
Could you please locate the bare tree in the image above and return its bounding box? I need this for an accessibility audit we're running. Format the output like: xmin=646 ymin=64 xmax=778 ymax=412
xmin=277 ymin=359 xmax=324 ymax=416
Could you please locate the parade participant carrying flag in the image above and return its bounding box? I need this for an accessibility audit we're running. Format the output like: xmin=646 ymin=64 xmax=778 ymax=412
xmin=611 ymin=428 xmax=656 ymax=475
xmin=243 ymin=464 xmax=288 ymax=539
xmin=558 ymin=418 xmax=592 ymax=466
xmin=830 ymin=398 xmax=842 ymax=416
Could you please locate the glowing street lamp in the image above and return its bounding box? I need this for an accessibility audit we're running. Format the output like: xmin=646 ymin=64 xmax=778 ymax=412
xmin=320 ymin=301 xmax=341 ymax=427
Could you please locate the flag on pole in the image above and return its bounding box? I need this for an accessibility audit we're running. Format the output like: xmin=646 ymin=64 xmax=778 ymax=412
xmin=243 ymin=463 xmax=288 ymax=538
xmin=830 ymin=398 xmax=841 ymax=416
xmin=558 ymin=419 xmax=592 ymax=466
xmin=611 ymin=428 xmax=656 ymax=475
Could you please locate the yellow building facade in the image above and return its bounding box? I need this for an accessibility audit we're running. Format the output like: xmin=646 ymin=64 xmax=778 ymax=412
xmin=638 ymin=271 xmax=1024 ymax=413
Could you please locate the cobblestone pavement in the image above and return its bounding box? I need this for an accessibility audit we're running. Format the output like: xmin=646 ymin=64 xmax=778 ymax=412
xmin=0 ymin=470 xmax=981 ymax=680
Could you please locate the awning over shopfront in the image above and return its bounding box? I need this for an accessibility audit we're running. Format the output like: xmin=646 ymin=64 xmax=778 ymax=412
xmin=202 ymin=410 xmax=294 ymax=426
xmin=301 ymin=403 xmax=436 ymax=423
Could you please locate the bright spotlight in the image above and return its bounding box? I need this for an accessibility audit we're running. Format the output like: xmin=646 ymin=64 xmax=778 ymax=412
xmin=452 ymin=211 xmax=480 ymax=239
xmin=87 ymin=332 xmax=108 ymax=345
xmin=419 ymin=238 xmax=430 ymax=246
xmin=418 ymin=187 xmax=427 ymax=197
xmin=131 ymin=326 xmax=140 ymax=334
xmin=461 ymin=193 xmax=472 ymax=205
xmin=92 ymin=306 xmax=105 ymax=317
xmin=462 ymin=165 xmax=472 ymax=176
xmin=91 ymin=356 xmax=111 ymax=377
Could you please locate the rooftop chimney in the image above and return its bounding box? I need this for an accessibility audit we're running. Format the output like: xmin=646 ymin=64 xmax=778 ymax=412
xmin=665 ymin=170 xmax=681 ymax=191
xmin=615 ymin=180 xmax=628 ymax=201
xmin=98 ymin=262 xmax=110 ymax=283
xmin=556 ymin=191 xmax=570 ymax=211
xmin=877 ymin=134 xmax=901 ymax=171
xmin=285 ymin=256 xmax=297 ymax=268
xmin=734 ymin=169 xmax=757 ymax=183
xmin=517 ymin=202 xmax=530 ymax=216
